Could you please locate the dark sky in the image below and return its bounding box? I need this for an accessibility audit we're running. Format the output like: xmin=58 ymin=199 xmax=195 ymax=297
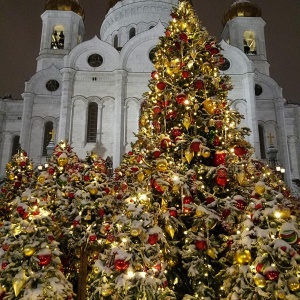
xmin=0 ymin=0 xmax=299 ymax=104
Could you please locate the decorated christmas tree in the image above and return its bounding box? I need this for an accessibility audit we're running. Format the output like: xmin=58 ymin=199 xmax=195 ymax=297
xmin=0 ymin=149 xmax=74 ymax=299
xmin=87 ymin=1 xmax=300 ymax=299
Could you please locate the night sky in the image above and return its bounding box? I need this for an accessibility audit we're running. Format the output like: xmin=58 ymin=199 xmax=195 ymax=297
xmin=0 ymin=0 xmax=299 ymax=104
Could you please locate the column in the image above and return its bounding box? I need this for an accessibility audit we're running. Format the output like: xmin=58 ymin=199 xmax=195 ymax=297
xmin=112 ymin=70 xmax=128 ymax=168
xmin=20 ymin=92 xmax=34 ymax=152
xmin=274 ymin=98 xmax=292 ymax=186
xmin=57 ymin=68 xmax=76 ymax=142
xmin=0 ymin=132 xmax=12 ymax=177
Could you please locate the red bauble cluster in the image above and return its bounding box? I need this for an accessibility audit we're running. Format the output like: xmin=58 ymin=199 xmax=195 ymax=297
xmin=114 ymin=259 xmax=130 ymax=272
xmin=194 ymin=79 xmax=205 ymax=90
xmin=234 ymin=146 xmax=248 ymax=157
xmin=157 ymin=82 xmax=166 ymax=90
xmin=148 ymin=233 xmax=159 ymax=245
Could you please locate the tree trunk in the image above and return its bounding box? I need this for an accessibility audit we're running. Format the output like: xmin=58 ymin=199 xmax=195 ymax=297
xmin=77 ymin=247 xmax=88 ymax=300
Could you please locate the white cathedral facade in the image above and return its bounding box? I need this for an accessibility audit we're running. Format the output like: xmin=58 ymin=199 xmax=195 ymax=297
xmin=0 ymin=0 xmax=300 ymax=193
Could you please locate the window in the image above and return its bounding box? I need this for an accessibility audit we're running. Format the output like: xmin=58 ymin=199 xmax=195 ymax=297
xmin=243 ymin=30 xmax=256 ymax=55
xmin=258 ymin=125 xmax=266 ymax=159
xmin=129 ymin=27 xmax=136 ymax=40
xmin=43 ymin=122 xmax=53 ymax=156
xmin=114 ymin=34 xmax=119 ymax=48
xmin=255 ymin=84 xmax=263 ymax=96
xmin=51 ymin=25 xmax=65 ymax=49
xmin=11 ymin=135 xmax=20 ymax=157
xmin=87 ymin=102 xmax=98 ymax=143
xmin=46 ymin=80 xmax=59 ymax=92
xmin=149 ymin=47 xmax=157 ymax=64
xmin=88 ymin=54 xmax=103 ymax=68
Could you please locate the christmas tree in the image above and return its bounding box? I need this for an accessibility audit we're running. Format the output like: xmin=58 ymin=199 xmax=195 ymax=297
xmin=88 ymin=1 xmax=300 ymax=299
xmin=0 ymin=149 xmax=74 ymax=299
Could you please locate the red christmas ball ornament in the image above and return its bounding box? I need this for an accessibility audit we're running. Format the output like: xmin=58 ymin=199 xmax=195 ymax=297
xmin=160 ymin=137 xmax=171 ymax=150
xmin=152 ymin=120 xmax=161 ymax=132
xmin=153 ymin=106 xmax=162 ymax=115
xmin=227 ymin=240 xmax=234 ymax=247
xmin=213 ymin=151 xmax=226 ymax=166
xmin=234 ymin=146 xmax=248 ymax=157
xmin=148 ymin=233 xmax=159 ymax=245
xmin=171 ymin=127 xmax=182 ymax=138
xmin=165 ymin=30 xmax=171 ymax=37
xmin=176 ymin=93 xmax=187 ymax=104
xmin=190 ymin=139 xmax=201 ymax=153
xmin=234 ymin=197 xmax=246 ymax=210
xmin=205 ymin=43 xmax=212 ymax=50
xmin=131 ymin=166 xmax=139 ymax=173
xmin=17 ymin=173 xmax=22 ymax=181
xmin=153 ymin=263 xmax=162 ymax=271
xmin=157 ymin=82 xmax=166 ymax=90
xmin=161 ymin=99 xmax=170 ymax=108
xmin=182 ymin=70 xmax=190 ymax=78
xmin=1 ymin=187 xmax=6 ymax=194
xmin=83 ymin=175 xmax=90 ymax=181
xmin=20 ymin=161 xmax=26 ymax=167
xmin=215 ymin=120 xmax=223 ymax=130
xmin=17 ymin=206 xmax=25 ymax=215
xmin=205 ymin=196 xmax=215 ymax=205
xmin=89 ymin=234 xmax=97 ymax=242
xmin=114 ymin=259 xmax=130 ymax=271
xmin=151 ymin=71 xmax=158 ymax=79
xmin=48 ymin=235 xmax=55 ymax=243
xmin=73 ymin=220 xmax=80 ymax=227
xmin=222 ymin=208 xmax=231 ymax=219
xmin=194 ymin=79 xmax=205 ymax=90
xmin=169 ymin=208 xmax=177 ymax=217
xmin=48 ymin=167 xmax=55 ymax=175
xmin=106 ymin=233 xmax=116 ymax=243
xmin=1 ymin=261 xmax=9 ymax=270
xmin=265 ymin=269 xmax=280 ymax=281
xmin=210 ymin=47 xmax=219 ymax=55
xmin=166 ymin=110 xmax=178 ymax=120
xmin=183 ymin=195 xmax=193 ymax=204
xmin=22 ymin=212 xmax=29 ymax=219
xmin=38 ymin=254 xmax=52 ymax=266
xmin=213 ymin=136 xmax=221 ymax=146
xmin=195 ymin=240 xmax=208 ymax=250
xmin=14 ymin=181 xmax=21 ymax=188
xmin=68 ymin=192 xmax=75 ymax=199
xmin=98 ymin=208 xmax=105 ymax=217
xmin=216 ymin=168 xmax=228 ymax=186
xmin=153 ymin=148 xmax=161 ymax=159
xmin=179 ymin=32 xmax=188 ymax=42
xmin=154 ymin=182 xmax=165 ymax=194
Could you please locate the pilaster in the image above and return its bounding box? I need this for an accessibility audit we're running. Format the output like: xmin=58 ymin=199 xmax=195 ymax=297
xmin=20 ymin=93 xmax=34 ymax=152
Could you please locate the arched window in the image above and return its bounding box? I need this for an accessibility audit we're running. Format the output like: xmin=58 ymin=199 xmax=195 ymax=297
xmin=114 ymin=34 xmax=119 ymax=48
xmin=11 ymin=135 xmax=20 ymax=157
xmin=87 ymin=102 xmax=98 ymax=143
xmin=51 ymin=25 xmax=65 ymax=49
xmin=43 ymin=121 xmax=53 ymax=156
xmin=129 ymin=27 xmax=136 ymax=40
xmin=258 ymin=125 xmax=266 ymax=159
xmin=149 ymin=26 xmax=154 ymax=29
xmin=243 ymin=30 xmax=256 ymax=55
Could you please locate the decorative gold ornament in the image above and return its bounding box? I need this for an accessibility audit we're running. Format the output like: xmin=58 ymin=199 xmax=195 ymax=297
xmin=183 ymin=113 xmax=191 ymax=130
xmin=137 ymin=172 xmax=145 ymax=182
xmin=93 ymin=266 xmax=100 ymax=274
xmin=255 ymin=182 xmax=265 ymax=196
xmin=287 ymin=276 xmax=300 ymax=292
xmin=280 ymin=207 xmax=291 ymax=219
xmin=6 ymin=162 xmax=12 ymax=170
xmin=201 ymin=62 xmax=212 ymax=75
xmin=13 ymin=270 xmax=28 ymax=297
xmin=165 ymin=223 xmax=175 ymax=239
xmin=275 ymin=290 xmax=285 ymax=299
xmin=168 ymin=257 xmax=178 ymax=267
xmin=207 ymin=248 xmax=217 ymax=259
xmin=101 ymin=288 xmax=113 ymax=297
xmin=203 ymin=99 xmax=216 ymax=115
xmin=130 ymin=227 xmax=141 ymax=237
xmin=236 ymin=171 xmax=246 ymax=185
xmin=23 ymin=246 xmax=36 ymax=257
xmin=89 ymin=187 xmax=98 ymax=195
xmin=254 ymin=274 xmax=267 ymax=288
xmin=202 ymin=149 xmax=211 ymax=158
xmin=8 ymin=173 xmax=15 ymax=181
xmin=234 ymin=249 xmax=252 ymax=264
xmin=156 ymin=159 xmax=168 ymax=172
xmin=184 ymin=149 xmax=194 ymax=163
xmin=57 ymin=155 xmax=68 ymax=167
xmin=37 ymin=175 xmax=46 ymax=184
xmin=196 ymin=206 xmax=204 ymax=217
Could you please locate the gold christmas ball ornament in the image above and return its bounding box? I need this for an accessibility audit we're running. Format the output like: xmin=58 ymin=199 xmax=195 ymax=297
xmin=201 ymin=62 xmax=213 ymax=75
xmin=37 ymin=175 xmax=46 ymax=184
xmin=57 ymin=153 xmax=68 ymax=167
xmin=202 ymin=149 xmax=211 ymax=158
xmin=203 ymin=99 xmax=217 ymax=115
xmin=234 ymin=249 xmax=252 ymax=264
xmin=280 ymin=207 xmax=291 ymax=219
xmin=93 ymin=266 xmax=100 ymax=274
xmin=287 ymin=276 xmax=300 ymax=292
xmin=255 ymin=182 xmax=265 ymax=195
xmin=8 ymin=173 xmax=15 ymax=181
xmin=6 ymin=162 xmax=12 ymax=170
xmin=101 ymin=288 xmax=113 ymax=297
xmin=137 ymin=172 xmax=145 ymax=182
xmin=23 ymin=246 xmax=36 ymax=257
xmin=130 ymin=227 xmax=141 ymax=237
xmin=156 ymin=159 xmax=168 ymax=172
xmin=254 ymin=274 xmax=267 ymax=288
xmin=168 ymin=257 xmax=178 ymax=267
xmin=196 ymin=206 xmax=204 ymax=217
xmin=89 ymin=187 xmax=98 ymax=195
xmin=275 ymin=290 xmax=285 ymax=299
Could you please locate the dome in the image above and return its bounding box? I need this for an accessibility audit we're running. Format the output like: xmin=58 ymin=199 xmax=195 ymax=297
xmin=222 ymin=0 xmax=261 ymax=26
xmin=44 ymin=0 xmax=85 ymax=19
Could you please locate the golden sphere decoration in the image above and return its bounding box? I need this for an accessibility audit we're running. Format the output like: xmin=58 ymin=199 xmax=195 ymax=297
xmin=23 ymin=246 xmax=36 ymax=257
xmin=37 ymin=175 xmax=46 ymax=184
xmin=254 ymin=274 xmax=267 ymax=288
xmin=281 ymin=207 xmax=291 ymax=219
xmin=274 ymin=291 xmax=285 ymax=299
xmin=168 ymin=257 xmax=178 ymax=267
xmin=22 ymin=177 xmax=28 ymax=184
xmin=202 ymin=149 xmax=211 ymax=158
xmin=255 ymin=182 xmax=265 ymax=195
xmin=203 ymin=99 xmax=216 ymax=115
xmin=156 ymin=159 xmax=168 ymax=172
xmin=137 ymin=172 xmax=145 ymax=182
xmin=6 ymin=162 xmax=12 ymax=170
xmin=196 ymin=206 xmax=204 ymax=217
xmin=57 ymin=154 xmax=68 ymax=167
xmin=144 ymin=168 xmax=152 ymax=176
xmin=130 ymin=227 xmax=141 ymax=237
xmin=234 ymin=249 xmax=252 ymax=264
xmin=185 ymin=149 xmax=194 ymax=163
xmin=93 ymin=266 xmax=100 ymax=274
xmin=287 ymin=276 xmax=300 ymax=292
xmin=201 ymin=62 xmax=213 ymax=75
xmin=89 ymin=187 xmax=98 ymax=195
xmin=101 ymin=288 xmax=113 ymax=297
xmin=8 ymin=173 xmax=15 ymax=181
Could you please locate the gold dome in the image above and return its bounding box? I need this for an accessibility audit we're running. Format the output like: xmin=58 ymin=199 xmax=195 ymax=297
xmin=222 ymin=1 xmax=261 ymax=26
xmin=45 ymin=0 xmax=85 ymax=19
